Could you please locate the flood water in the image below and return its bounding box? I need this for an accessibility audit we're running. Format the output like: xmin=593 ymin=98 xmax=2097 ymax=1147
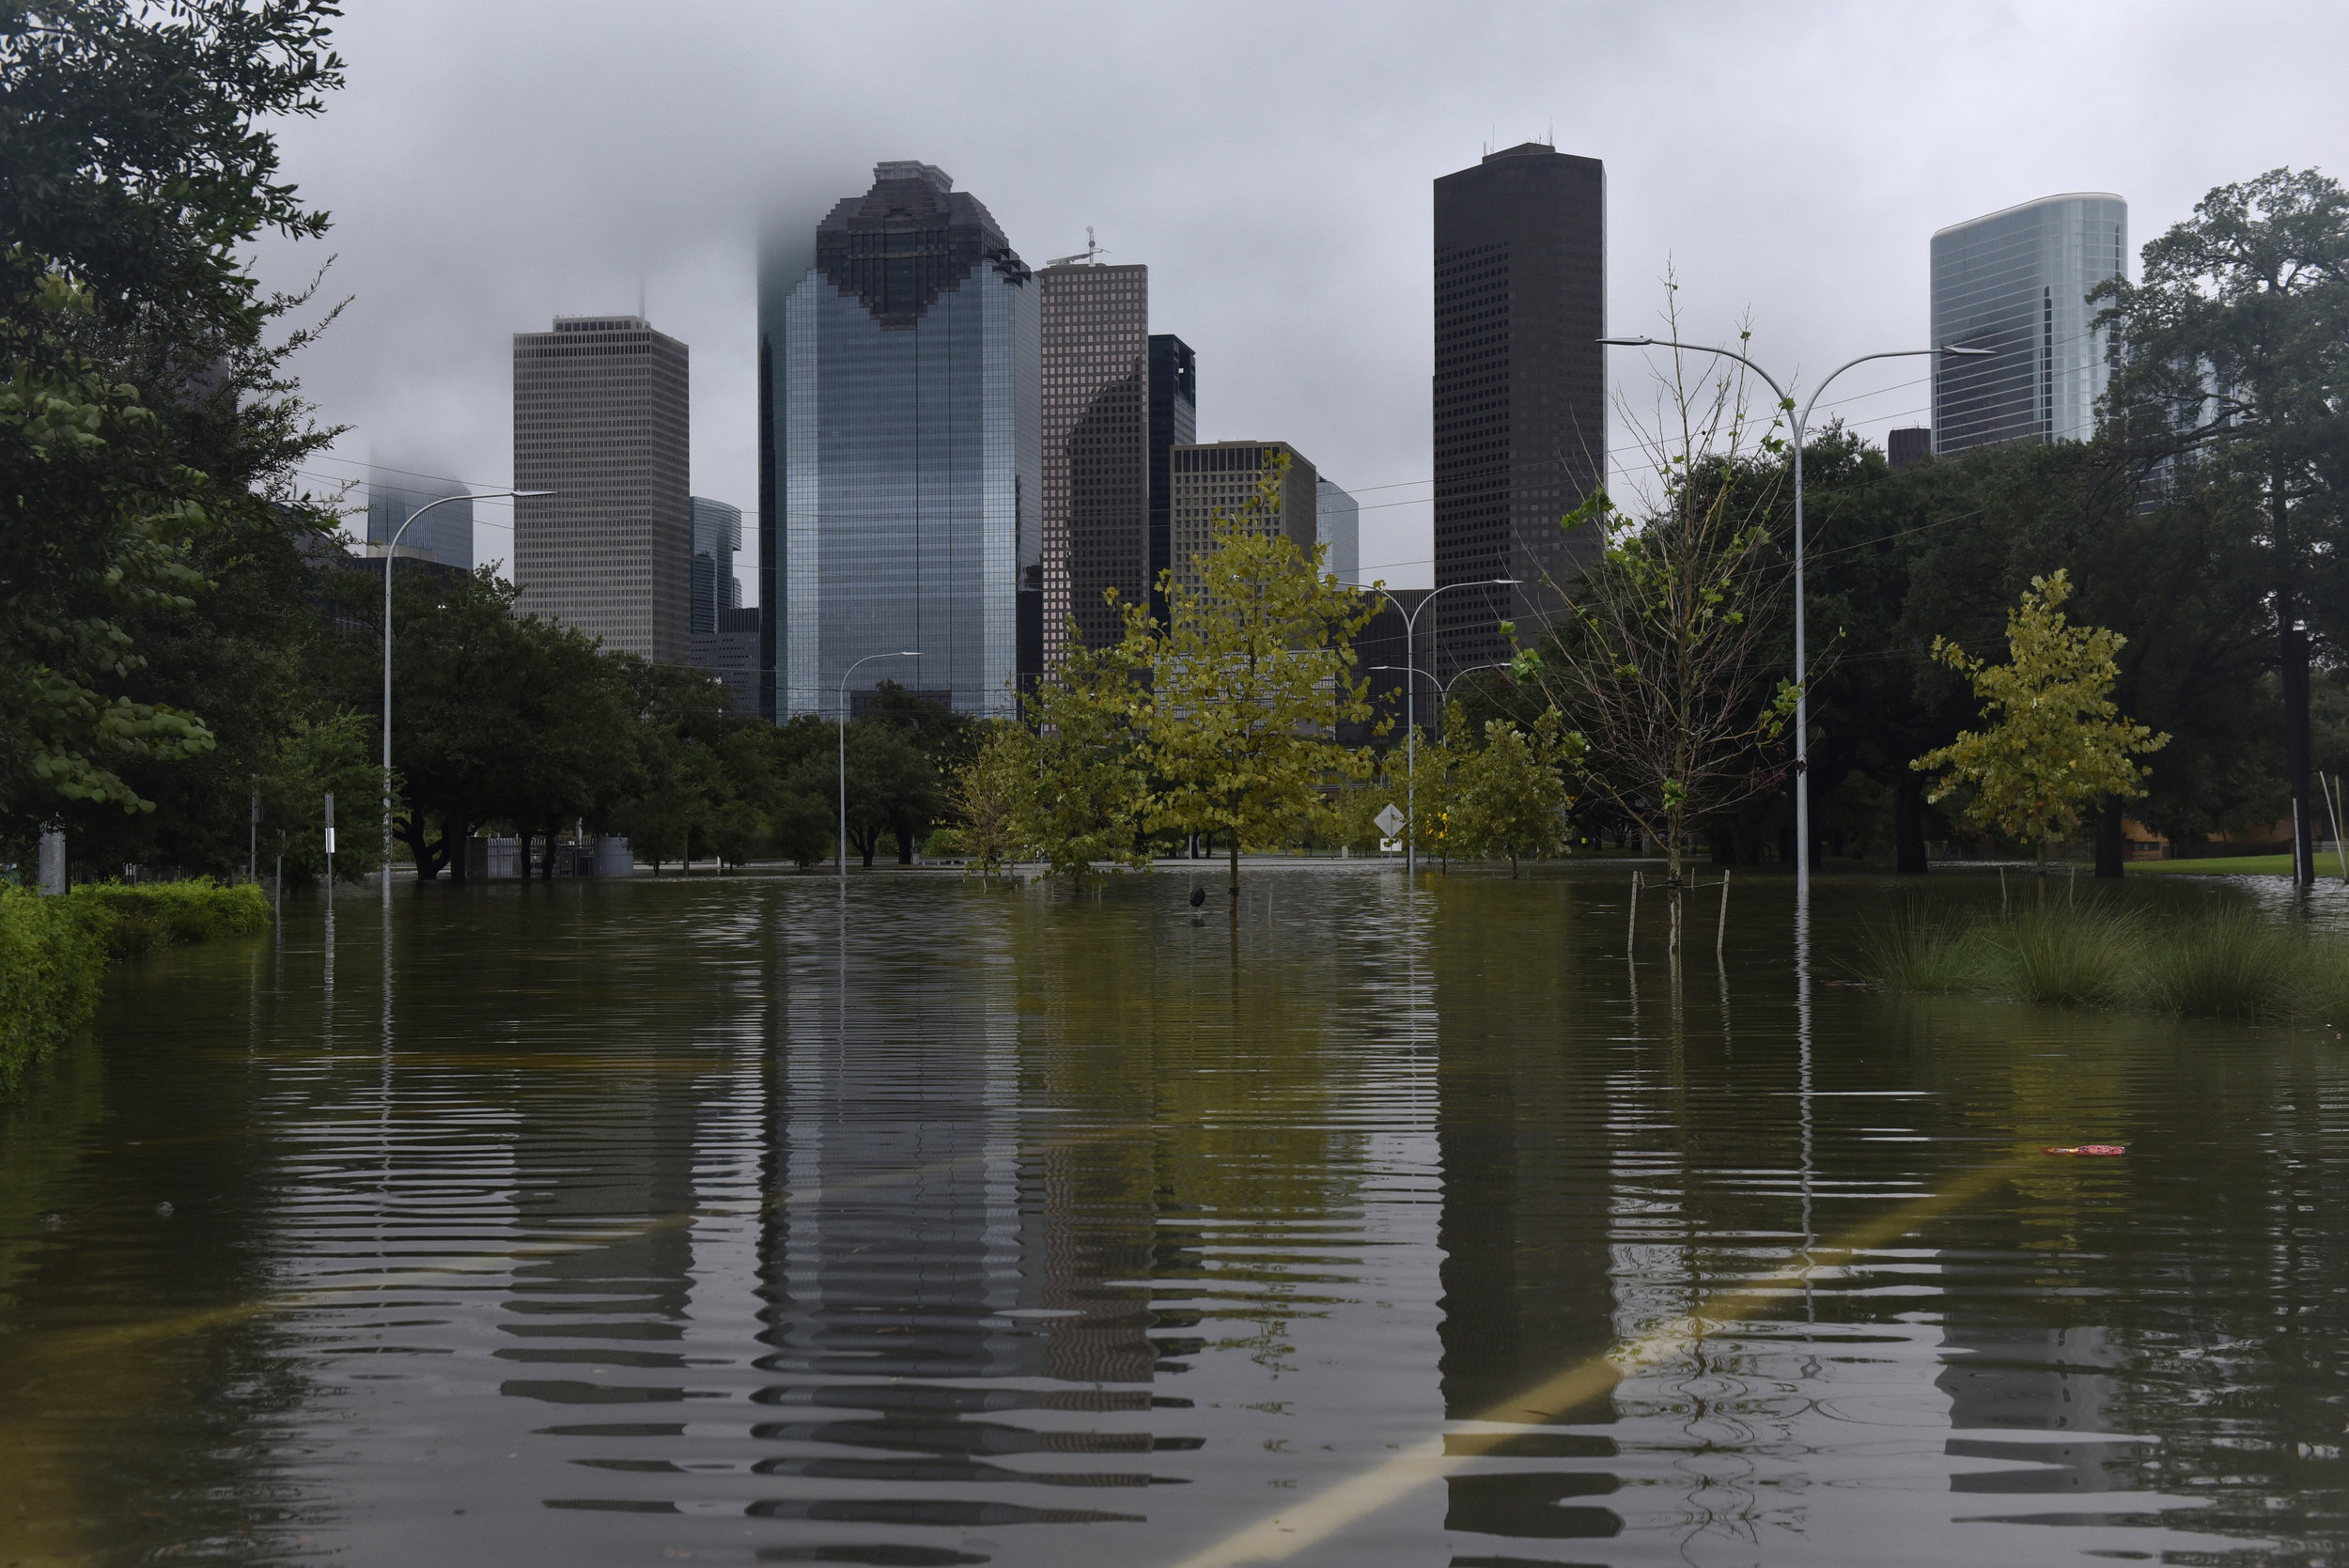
xmin=5 ymin=866 xmax=2349 ymax=1567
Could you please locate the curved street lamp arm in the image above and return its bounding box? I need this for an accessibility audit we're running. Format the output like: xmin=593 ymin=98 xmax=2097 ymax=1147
xmin=1799 ymin=348 xmax=1943 ymax=432
xmin=1599 ymin=336 xmax=1788 ymax=411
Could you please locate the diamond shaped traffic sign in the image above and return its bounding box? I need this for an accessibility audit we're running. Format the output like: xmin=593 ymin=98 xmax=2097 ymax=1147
xmin=1374 ymin=803 xmax=1406 ymax=838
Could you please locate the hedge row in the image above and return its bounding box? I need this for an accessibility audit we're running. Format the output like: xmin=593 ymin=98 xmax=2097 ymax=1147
xmin=0 ymin=881 xmax=271 ymax=1094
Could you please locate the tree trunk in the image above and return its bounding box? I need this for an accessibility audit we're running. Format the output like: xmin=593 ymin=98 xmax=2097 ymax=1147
xmin=894 ymin=815 xmax=916 ymax=865
xmin=446 ymin=811 xmax=471 ymax=884
xmin=1894 ymin=771 xmax=1928 ymax=877
xmin=1227 ymin=831 xmax=1240 ymax=897
xmin=517 ymin=825 xmax=534 ymax=880
xmin=541 ymin=817 xmax=558 ymax=878
xmin=2283 ymin=615 xmax=2314 ymax=886
xmin=400 ymin=814 xmax=443 ymax=879
xmin=2094 ymin=795 xmax=2124 ymax=879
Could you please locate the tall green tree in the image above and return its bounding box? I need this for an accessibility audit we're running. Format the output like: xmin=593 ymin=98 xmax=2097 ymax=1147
xmin=1 ymin=2 xmax=345 ymax=846
xmin=1114 ymin=458 xmax=1373 ymax=894
xmin=2097 ymin=167 xmax=2349 ymax=881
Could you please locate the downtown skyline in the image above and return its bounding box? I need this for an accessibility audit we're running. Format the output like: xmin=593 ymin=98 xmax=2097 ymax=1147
xmin=255 ymin=1 xmax=2349 ymax=598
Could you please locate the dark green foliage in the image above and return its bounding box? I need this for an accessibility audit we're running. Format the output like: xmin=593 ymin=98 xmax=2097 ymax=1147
xmin=76 ymin=877 xmax=268 ymax=956
xmin=0 ymin=886 xmax=109 ymax=1094
xmin=0 ymin=877 xmax=264 ymax=1094
xmin=1 ymin=1 xmax=348 ymax=850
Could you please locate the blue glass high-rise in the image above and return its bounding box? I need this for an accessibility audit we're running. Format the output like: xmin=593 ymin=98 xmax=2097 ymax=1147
xmin=1932 ymin=194 xmax=2127 ymax=455
xmin=759 ymin=162 xmax=1040 ymax=720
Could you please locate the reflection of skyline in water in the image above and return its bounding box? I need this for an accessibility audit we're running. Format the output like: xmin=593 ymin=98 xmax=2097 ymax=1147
xmin=3 ymin=874 xmax=2348 ymax=1564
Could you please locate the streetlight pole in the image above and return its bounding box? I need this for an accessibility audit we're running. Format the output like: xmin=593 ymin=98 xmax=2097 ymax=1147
xmin=379 ymin=489 xmax=547 ymax=908
xmin=838 ymin=650 xmax=921 ymax=886
xmin=1366 ymin=582 xmax=1516 ymax=880
xmin=1595 ymin=336 xmax=1992 ymax=907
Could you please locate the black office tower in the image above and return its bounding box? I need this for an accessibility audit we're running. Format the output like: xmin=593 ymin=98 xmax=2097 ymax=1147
xmin=1432 ymin=144 xmax=1606 ymax=682
xmin=1147 ymin=334 xmax=1196 ymax=624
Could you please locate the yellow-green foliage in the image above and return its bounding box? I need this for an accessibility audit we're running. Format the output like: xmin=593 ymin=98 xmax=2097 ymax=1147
xmin=0 ymin=888 xmax=110 ymax=1094
xmin=0 ymin=879 xmax=269 ymax=1094
xmin=1913 ymin=571 xmax=2169 ymax=859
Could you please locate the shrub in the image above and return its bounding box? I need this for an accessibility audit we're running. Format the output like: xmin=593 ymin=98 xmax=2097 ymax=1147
xmin=0 ymin=880 xmax=269 ymax=1094
xmin=77 ymin=880 xmax=271 ymax=957
xmin=0 ymin=889 xmax=111 ymax=1094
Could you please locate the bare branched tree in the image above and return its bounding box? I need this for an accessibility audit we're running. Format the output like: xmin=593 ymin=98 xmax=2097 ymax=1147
xmin=1516 ymin=285 xmax=1801 ymax=880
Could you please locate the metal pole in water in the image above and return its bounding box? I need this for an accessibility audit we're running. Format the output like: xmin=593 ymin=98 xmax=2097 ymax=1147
xmin=1717 ymin=868 xmax=1731 ymax=962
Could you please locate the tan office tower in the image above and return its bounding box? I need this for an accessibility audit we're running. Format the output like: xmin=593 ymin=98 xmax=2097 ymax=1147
xmin=1166 ymin=441 xmax=1317 ymax=599
xmin=1039 ymin=261 xmax=1149 ymax=661
xmin=512 ymin=315 xmax=691 ymax=663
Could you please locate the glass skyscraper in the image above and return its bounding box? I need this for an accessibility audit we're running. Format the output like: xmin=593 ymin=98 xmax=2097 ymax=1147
xmin=759 ymin=162 xmax=1040 ymax=720
xmin=1931 ymin=193 xmax=2127 ymax=456
xmin=1315 ymin=476 xmax=1360 ymax=586
xmin=364 ymin=469 xmax=473 ymax=570
xmin=688 ymin=495 xmax=742 ymax=635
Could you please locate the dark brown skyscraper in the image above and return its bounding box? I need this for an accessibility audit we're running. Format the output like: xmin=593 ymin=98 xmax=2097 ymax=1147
xmin=513 ymin=315 xmax=691 ymax=664
xmin=1432 ymin=145 xmax=1606 ymax=681
xmin=1040 ymin=261 xmax=1149 ymax=662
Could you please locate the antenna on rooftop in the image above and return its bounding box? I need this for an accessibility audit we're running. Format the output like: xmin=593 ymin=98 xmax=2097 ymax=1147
xmin=1045 ymin=225 xmax=1110 ymax=269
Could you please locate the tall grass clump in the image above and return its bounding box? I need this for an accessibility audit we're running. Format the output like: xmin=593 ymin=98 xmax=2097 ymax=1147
xmin=1984 ymin=901 xmax=2139 ymax=1007
xmin=0 ymin=888 xmax=112 ymax=1095
xmin=2288 ymin=935 xmax=2349 ymax=1032
xmin=1863 ymin=893 xmax=2349 ymax=1029
xmin=2137 ymin=908 xmax=2301 ymax=1021
xmin=1856 ymin=917 xmax=1984 ymax=994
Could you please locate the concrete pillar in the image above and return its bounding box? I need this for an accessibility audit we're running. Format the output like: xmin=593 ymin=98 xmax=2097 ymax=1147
xmin=38 ymin=822 xmax=66 ymax=895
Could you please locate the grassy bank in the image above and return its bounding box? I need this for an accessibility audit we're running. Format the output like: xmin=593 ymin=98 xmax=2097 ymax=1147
xmin=0 ymin=881 xmax=270 ymax=1094
xmin=2133 ymin=853 xmax=2303 ymax=877
xmin=1861 ymin=900 xmax=2349 ymax=1025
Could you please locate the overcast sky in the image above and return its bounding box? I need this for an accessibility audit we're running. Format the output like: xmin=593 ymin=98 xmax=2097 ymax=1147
xmin=253 ymin=0 xmax=2349 ymax=594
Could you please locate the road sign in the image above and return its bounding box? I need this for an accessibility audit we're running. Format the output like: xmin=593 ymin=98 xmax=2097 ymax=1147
xmin=1374 ymin=803 xmax=1405 ymax=838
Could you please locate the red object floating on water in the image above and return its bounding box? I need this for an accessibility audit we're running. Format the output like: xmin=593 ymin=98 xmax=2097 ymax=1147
xmin=2042 ymin=1143 xmax=2127 ymax=1157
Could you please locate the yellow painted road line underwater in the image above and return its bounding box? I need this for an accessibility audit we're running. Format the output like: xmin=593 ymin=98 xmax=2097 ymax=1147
xmin=13 ymin=1110 xmax=1239 ymax=1362
xmin=1159 ymin=1154 xmax=2026 ymax=1568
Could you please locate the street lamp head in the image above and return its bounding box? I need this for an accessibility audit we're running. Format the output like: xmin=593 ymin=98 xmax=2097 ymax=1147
xmin=511 ymin=489 xmax=555 ymax=498
xmin=898 ymin=649 xmax=921 ymax=658
xmin=1939 ymin=345 xmax=1996 ymax=358
xmin=1489 ymin=577 xmax=1519 ymax=586
xmin=1597 ymin=335 xmax=1657 ymax=348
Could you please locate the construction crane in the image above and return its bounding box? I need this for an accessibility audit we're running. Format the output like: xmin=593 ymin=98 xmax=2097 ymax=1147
xmin=1044 ymin=226 xmax=1109 ymax=268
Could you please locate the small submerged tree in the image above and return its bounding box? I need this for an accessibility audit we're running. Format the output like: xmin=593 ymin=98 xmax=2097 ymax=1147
xmin=1116 ymin=457 xmax=1376 ymax=894
xmin=1009 ymin=634 xmax=1151 ymax=889
xmin=1912 ymin=569 xmax=2169 ymax=868
xmin=1515 ymin=295 xmax=1799 ymax=881
xmin=1451 ymin=710 xmax=1583 ymax=876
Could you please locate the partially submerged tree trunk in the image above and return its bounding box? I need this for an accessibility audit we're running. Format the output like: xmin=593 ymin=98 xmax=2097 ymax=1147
xmin=2094 ymin=795 xmax=2125 ymax=879
xmin=1894 ymin=773 xmax=1928 ymax=876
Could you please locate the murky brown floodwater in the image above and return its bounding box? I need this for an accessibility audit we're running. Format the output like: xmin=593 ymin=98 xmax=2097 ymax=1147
xmin=4 ymin=866 xmax=2349 ymax=1567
